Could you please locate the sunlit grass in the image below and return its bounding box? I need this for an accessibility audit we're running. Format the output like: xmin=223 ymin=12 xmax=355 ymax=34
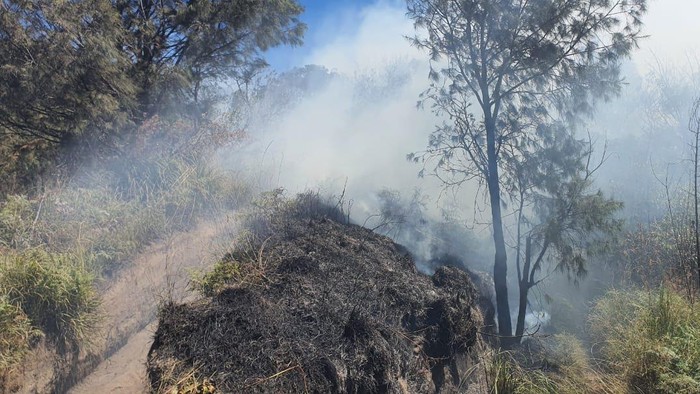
xmin=0 ymin=250 xmax=100 ymax=352
xmin=590 ymin=287 xmax=700 ymax=393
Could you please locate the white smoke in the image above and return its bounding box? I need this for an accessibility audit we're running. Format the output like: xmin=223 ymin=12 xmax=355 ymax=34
xmin=226 ymin=1 xmax=484 ymax=227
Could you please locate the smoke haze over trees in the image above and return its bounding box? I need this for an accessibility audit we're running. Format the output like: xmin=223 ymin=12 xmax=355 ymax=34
xmin=4 ymin=0 xmax=700 ymax=392
xmin=405 ymin=0 xmax=646 ymax=344
xmin=0 ymin=0 xmax=305 ymax=189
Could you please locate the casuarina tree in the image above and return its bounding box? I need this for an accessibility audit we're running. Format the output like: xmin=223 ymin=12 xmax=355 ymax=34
xmin=406 ymin=0 xmax=646 ymax=346
xmin=0 ymin=0 xmax=305 ymax=187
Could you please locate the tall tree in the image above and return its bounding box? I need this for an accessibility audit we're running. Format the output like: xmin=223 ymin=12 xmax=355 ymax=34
xmin=407 ymin=0 xmax=646 ymax=345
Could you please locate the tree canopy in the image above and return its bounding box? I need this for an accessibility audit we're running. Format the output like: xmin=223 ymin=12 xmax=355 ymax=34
xmin=0 ymin=0 xmax=305 ymax=145
xmin=0 ymin=0 xmax=135 ymax=145
xmin=114 ymin=0 xmax=305 ymax=119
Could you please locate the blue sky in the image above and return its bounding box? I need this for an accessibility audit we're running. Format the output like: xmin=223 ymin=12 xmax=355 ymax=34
xmin=266 ymin=0 xmax=383 ymax=71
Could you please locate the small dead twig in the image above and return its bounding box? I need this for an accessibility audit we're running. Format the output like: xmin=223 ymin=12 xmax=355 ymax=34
xmin=244 ymin=363 xmax=308 ymax=392
xmin=29 ymin=194 xmax=45 ymax=240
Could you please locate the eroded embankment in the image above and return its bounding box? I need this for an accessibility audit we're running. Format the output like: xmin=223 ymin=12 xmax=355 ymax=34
xmin=147 ymin=211 xmax=494 ymax=393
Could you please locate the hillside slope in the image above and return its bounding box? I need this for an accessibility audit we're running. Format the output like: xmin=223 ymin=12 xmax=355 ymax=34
xmin=147 ymin=207 xmax=493 ymax=393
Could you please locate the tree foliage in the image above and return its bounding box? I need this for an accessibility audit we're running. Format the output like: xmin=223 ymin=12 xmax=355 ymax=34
xmin=511 ymin=133 xmax=622 ymax=338
xmin=0 ymin=0 xmax=305 ymax=187
xmin=0 ymin=0 xmax=136 ymax=144
xmin=114 ymin=0 xmax=306 ymax=119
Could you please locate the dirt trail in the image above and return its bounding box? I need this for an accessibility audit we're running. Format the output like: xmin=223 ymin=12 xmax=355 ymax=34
xmin=67 ymin=215 xmax=238 ymax=393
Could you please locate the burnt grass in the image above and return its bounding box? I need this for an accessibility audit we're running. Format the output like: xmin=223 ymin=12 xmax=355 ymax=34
xmin=147 ymin=210 xmax=491 ymax=393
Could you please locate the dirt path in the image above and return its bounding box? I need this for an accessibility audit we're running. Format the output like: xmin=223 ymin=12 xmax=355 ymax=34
xmin=67 ymin=214 xmax=238 ymax=393
xmin=68 ymin=323 xmax=155 ymax=393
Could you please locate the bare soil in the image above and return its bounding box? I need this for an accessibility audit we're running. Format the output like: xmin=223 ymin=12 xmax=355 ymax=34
xmin=68 ymin=323 xmax=154 ymax=394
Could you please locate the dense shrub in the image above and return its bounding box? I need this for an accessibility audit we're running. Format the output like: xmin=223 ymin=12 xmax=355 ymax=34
xmin=613 ymin=209 xmax=699 ymax=294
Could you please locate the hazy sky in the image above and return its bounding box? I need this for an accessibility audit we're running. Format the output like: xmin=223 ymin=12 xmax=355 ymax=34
xmin=636 ymin=0 xmax=700 ymax=73
xmin=267 ymin=0 xmax=700 ymax=76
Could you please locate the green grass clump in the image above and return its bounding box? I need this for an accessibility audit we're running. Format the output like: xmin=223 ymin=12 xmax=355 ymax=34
xmin=487 ymin=350 xmax=557 ymax=394
xmin=486 ymin=334 xmax=624 ymax=394
xmin=0 ymin=195 xmax=36 ymax=249
xmin=191 ymin=258 xmax=241 ymax=297
xmin=0 ymin=250 xmax=100 ymax=352
xmin=590 ymin=288 xmax=700 ymax=393
xmin=0 ymin=295 xmax=41 ymax=369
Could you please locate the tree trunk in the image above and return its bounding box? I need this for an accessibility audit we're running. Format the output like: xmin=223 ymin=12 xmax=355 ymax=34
xmin=485 ymin=115 xmax=513 ymax=346
xmin=694 ymin=128 xmax=700 ymax=291
xmin=515 ymin=285 xmax=528 ymax=340
xmin=514 ymin=237 xmax=532 ymax=341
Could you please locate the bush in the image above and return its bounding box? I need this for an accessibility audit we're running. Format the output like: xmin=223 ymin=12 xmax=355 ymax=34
xmin=590 ymin=288 xmax=700 ymax=393
xmin=614 ymin=214 xmax=698 ymax=293
xmin=0 ymin=250 xmax=100 ymax=352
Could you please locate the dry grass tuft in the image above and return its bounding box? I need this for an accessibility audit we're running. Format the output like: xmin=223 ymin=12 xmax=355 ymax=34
xmin=590 ymin=288 xmax=700 ymax=393
xmin=0 ymin=250 xmax=100 ymax=353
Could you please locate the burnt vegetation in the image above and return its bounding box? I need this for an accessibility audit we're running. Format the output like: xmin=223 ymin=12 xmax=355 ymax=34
xmin=148 ymin=193 xmax=491 ymax=393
